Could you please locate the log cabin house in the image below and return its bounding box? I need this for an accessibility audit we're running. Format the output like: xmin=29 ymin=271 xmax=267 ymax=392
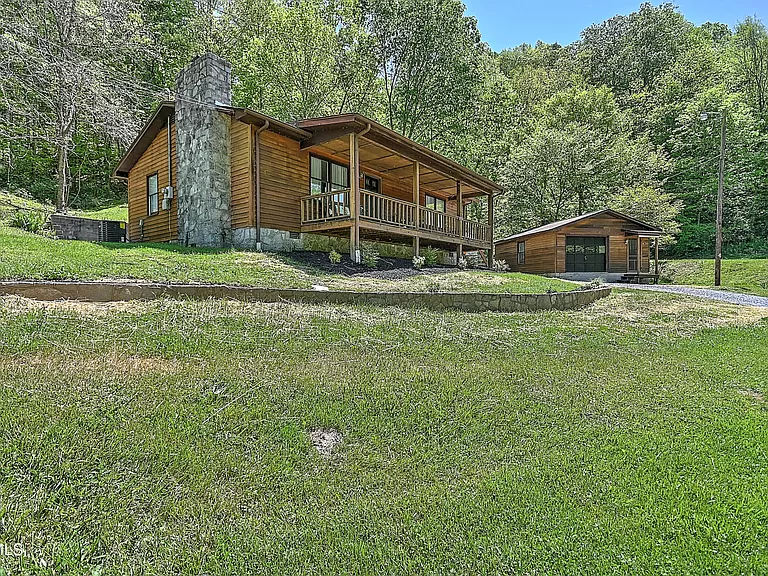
xmin=113 ymin=54 xmax=499 ymax=264
xmin=494 ymin=209 xmax=662 ymax=282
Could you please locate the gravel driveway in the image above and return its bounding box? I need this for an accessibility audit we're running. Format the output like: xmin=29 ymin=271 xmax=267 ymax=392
xmin=607 ymin=283 xmax=768 ymax=308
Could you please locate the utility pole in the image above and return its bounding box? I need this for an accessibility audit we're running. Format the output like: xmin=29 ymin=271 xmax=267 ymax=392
xmin=701 ymin=110 xmax=726 ymax=287
xmin=715 ymin=111 xmax=726 ymax=287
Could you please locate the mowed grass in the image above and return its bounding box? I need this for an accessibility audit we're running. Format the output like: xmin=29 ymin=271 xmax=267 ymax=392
xmin=664 ymin=258 xmax=768 ymax=296
xmin=0 ymin=292 xmax=767 ymax=574
xmin=0 ymin=226 xmax=573 ymax=294
xmin=73 ymin=204 xmax=129 ymax=221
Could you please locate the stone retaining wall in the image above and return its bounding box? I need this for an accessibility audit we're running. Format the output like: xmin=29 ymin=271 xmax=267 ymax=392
xmin=50 ymin=215 xmax=126 ymax=243
xmin=0 ymin=281 xmax=611 ymax=313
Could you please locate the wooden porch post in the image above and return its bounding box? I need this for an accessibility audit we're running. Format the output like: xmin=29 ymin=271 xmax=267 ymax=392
xmin=350 ymin=133 xmax=360 ymax=263
xmin=253 ymin=121 xmax=269 ymax=251
xmin=655 ymin=238 xmax=659 ymax=275
xmin=487 ymin=192 xmax=494 ymax=264
xmin=254 ymin=128 xmax=261 ymax=248
xmin=413 ymin=161 xmax=420 ymax=257
xmin=456 ymin=180 xmax=463 ymax=261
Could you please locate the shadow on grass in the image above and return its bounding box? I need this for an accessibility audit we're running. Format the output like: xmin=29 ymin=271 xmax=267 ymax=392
xmin=95 ymin=241 xmax=231 ymax=255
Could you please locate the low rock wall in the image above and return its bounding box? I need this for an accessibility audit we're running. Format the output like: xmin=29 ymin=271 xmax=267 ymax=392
xmin=0 ymin=281 xmax=611 ymax=313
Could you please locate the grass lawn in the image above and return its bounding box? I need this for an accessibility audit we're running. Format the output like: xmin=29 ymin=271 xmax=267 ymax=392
xmin=0 ymin=191 xmax=127 ymax=222
xmin=663 ymin=258 xmax=768 ymax=296
xmin=73 ymin=204 xmax=129 ymax=221
xmin=0 ymin=292 xmax=766 ymax=574
xmin=0 ymin=226 xmax=574 ymax=294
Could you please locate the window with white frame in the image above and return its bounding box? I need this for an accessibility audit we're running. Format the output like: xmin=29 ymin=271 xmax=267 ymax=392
xmin=147 ymin=173 xmax=159 ymax=215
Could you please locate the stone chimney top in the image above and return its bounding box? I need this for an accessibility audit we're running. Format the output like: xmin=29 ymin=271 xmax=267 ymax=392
xmin=176 ymin=52 xmax=232 ymax=108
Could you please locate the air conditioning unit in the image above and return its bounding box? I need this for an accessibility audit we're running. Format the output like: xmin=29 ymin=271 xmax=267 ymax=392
xmin=162 ymin=186 xmax=174 ymax=199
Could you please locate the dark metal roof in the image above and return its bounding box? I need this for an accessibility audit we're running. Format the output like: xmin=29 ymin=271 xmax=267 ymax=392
xmin=113 ymin=102 xmax=174 ymax=179
xmin=495 ymin=209 xmax=661 ymax=244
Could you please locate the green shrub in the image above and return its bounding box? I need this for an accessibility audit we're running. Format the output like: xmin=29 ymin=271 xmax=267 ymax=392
xmin=361 ymin=245 xmax=379 ymax=268
xmin=492 ymin=259 xmax=509 ymax=272
xmin=422 ymin=246 xmax=440 ymax=266
xmin=666 ymin=223 xmax=713 ymax=258
xmin=328 ymin=250 xmax=342 ymax=264
xmin=9 ymin=210 xmax=48 ymax=234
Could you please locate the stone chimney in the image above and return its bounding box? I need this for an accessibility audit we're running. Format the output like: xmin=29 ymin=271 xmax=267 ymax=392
xmin=175 ymin=53 xmax=232 ymax=247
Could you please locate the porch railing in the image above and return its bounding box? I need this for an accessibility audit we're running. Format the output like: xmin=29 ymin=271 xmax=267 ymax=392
xmin=301 ymin=189 xmax=351 ymax=223
xmin=300 ymin=189 xmax=492 ymax=246
xmin=462 ymin=219 xmax=492 ymax=244
xmin=360 ymin=190 xmax=416 ymax=229
xmin=419 ymin=206 xmax=461 ymax=238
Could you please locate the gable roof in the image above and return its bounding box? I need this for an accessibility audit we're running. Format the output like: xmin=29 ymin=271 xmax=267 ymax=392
xmin=495 ymin=209 xmax=661 ymax=244
xmin=113 ymin=103 xmax=311 ymax=179
xmin=113 ymin=106 xmax=502 ymax=195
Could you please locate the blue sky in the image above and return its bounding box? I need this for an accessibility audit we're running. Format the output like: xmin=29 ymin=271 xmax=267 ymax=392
xmin=462 ymin=0 xmax=765 ymax=51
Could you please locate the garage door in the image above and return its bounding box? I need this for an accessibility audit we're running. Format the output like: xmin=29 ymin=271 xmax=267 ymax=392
xmin=565 ymin=237 xmax=606 ymax=272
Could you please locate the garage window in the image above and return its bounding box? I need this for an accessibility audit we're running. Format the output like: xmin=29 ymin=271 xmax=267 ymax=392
xmin=517 ymin=241 xmax=525 ymax=264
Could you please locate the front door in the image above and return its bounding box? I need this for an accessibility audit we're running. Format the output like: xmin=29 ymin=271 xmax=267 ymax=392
xmin=627 ymin=238 xmax=638 ymax=272
xmin=565 ymin=236 xmax=606 ymax=272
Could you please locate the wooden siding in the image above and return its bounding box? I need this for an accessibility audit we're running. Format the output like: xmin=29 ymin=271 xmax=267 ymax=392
xmin=127 ymin=123 xmax=177 ymax=243
xmin=497 ymin=213 xmax=653 ymax=274
xmin=259 ymin=130 xmax=310 ymax=232
xmin=127 ymin=123 xmax=478 ymax=242
xmin=496 ymin=233 xmax=555 ymax=273
xmin=231 ymin=121 xmax=254 ymax=229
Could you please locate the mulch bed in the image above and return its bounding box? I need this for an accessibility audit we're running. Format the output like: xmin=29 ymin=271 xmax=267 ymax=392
xmin=284 ymin=250 xmax=458 ymax=280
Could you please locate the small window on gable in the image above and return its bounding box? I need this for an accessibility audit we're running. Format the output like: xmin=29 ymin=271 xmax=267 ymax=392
xmin=147 ymin=173 xmax=159 ymax=215
xmin=517 ymin=241 xmax=525 ymax=264
xmin=426 ymin=194 xmax=446 ymax=212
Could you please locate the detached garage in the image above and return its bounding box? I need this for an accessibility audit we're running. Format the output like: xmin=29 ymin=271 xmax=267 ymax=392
xmin=494 ymin=209 xmax=662 ymax=282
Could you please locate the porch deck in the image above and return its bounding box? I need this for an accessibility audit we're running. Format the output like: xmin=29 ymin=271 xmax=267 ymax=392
xmin=301 ymin=189 xmax=493 ymax=250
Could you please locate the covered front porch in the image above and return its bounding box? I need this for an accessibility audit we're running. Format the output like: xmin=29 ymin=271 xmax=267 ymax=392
xmin=295 ymin=115 xmax=498 ymax=262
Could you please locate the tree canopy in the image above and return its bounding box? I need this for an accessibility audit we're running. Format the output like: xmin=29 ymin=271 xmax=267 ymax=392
xmin=1 ymin=0 xmax=766 ymax=256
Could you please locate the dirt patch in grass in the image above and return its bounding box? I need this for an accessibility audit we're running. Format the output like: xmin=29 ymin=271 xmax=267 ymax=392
xmin=738 ymin=389 xmax=765 ymax=402
xmin=0 ymin=295 xmax=144 ymax=316
xmin=309 ymin=428 xmax=343 ymax=458
xmin=3 ymin=350 xmax=182 ymax=378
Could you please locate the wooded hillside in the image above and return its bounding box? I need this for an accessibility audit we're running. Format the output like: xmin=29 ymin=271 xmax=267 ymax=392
xmin=1 ymin=1 xmax=766 ymax=257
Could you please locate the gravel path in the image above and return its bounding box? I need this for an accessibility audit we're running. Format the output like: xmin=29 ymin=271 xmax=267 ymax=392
xmin=607 ymin=283 xmax=768 ymax=307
